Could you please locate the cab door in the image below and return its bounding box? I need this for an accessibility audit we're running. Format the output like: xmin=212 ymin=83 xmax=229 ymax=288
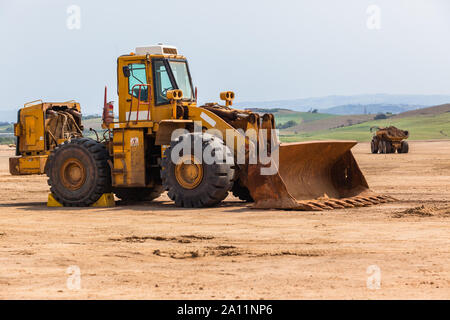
xmin=118 ymin=58 xmax=151 ymax=122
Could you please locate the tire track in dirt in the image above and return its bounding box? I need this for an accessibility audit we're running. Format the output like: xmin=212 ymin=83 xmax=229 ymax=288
xmin=107 ymin=234 xmax=352 ymax=260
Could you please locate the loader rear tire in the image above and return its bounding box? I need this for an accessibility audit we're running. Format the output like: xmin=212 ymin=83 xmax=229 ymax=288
xmin=161 ymin=132 xmax=234 ymax=208
xmin=45 ymin=138 xmax=111 ymax=206
xmin=113 ymin=185 xmax=163 ymax=202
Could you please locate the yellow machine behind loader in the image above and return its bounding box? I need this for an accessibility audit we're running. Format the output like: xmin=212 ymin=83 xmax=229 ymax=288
xmin=9 ymin=100 xmax=83 ymax=175
xmin=9 ymin=44 xmax=392 ymax=210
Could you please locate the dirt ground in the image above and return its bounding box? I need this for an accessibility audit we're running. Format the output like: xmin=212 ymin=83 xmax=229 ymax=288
xmin=0 ymin=141 xmax=449 ymax=299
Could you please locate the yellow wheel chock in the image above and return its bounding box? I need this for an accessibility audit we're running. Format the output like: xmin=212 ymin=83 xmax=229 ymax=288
xmin=47 ymin=193 xmax=115 ymax=207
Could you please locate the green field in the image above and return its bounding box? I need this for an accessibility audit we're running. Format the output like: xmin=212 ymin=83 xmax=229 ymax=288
xmin=273 ymin=111 xmax=334 ymax=125
xmin=0 ymin=123 xmax=14 ymax=144
xmin=279 ymin=112 xmax=450 ymax=142
xmin=0 ymin=136 xmax=15 ymax=144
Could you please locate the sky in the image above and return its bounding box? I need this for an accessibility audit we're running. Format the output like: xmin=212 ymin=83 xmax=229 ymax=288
xmin=1 ymin=0 xmax=449 ymax=114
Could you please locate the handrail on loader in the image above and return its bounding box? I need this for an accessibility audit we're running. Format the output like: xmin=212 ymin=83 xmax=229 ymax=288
xmin=127 ymin=84 xmax=151 ymax=124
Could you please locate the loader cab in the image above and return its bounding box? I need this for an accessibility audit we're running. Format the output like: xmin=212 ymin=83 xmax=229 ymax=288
xmin=117 ymin=45 xmax=195 ymax=123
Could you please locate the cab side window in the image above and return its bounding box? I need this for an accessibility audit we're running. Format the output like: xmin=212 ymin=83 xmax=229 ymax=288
xmin=128 ymin=63 xmax=148 ymax=101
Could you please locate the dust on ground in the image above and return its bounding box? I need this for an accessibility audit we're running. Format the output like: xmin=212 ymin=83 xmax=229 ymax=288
xmin=0 ymin=141 xmax=449 ymax=299
xmin=393 ymin=204 xmax=450 ymax=218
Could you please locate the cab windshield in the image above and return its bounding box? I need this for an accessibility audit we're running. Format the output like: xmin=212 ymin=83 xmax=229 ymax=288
xmin=168 ymin=60 xmax=194 ymax=101
xmin=153 ymin=59 xmax=194 ymax=105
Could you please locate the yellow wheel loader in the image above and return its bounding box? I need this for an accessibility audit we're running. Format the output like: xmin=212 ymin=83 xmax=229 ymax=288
xmin=9 ymin=45 xmax=393 ymax=210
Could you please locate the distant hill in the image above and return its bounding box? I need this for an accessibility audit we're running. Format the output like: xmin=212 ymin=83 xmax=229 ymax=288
xmin=392 ymin=103 xmax=450 ymax=119
xmin=321 ymin=104 xmax=424 ymax=115
xmin=235 ymin=94 xmax=450 ymax=112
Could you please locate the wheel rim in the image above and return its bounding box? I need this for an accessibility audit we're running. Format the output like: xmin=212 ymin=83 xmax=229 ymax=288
xmin=174 ymin=155 xmax=204 ymax=190
xmin=60 ymin=158 xmax=87 ymax=190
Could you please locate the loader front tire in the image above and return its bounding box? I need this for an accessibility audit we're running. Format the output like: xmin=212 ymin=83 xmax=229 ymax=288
xmin=113 ymin=186 xmax=163 ymax=202
xmin=161 ymin=133 xmax=234 ymax=208
xmin=45 ymin=138 xmax=111 ymax=206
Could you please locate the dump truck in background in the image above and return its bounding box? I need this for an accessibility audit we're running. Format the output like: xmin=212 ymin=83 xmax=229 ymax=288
xmin=9 ymin=44 xmax=393 ymax=210
xmin=9 ymin=100 xmax=83 ymax=175
xmin=370 ymin=126 xmax=409 ymax=154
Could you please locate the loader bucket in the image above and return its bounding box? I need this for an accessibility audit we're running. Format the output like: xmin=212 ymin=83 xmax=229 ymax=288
xmin=246 ymin=141 xmax=393 ymax=210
